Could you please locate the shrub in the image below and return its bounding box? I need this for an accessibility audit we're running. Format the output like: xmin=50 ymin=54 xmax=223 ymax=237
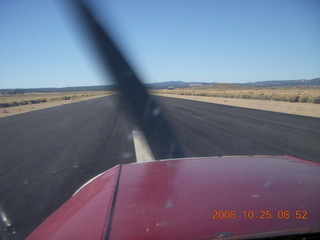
xmin=286 ymin=95 xmax=300 ymax=102
xmin=19 ymin=100 xmax=29 ymax=105
xmin=310 ymin=96 xmax=320 ymax=104
xmin=299 ymin=96 xmax=308 ymax=103
xmin=0 ymin=103 xmax=10 ymax=108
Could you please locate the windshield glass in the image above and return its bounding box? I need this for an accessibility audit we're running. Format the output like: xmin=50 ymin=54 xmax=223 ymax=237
xmin=0 ymin=0 xmax=319 ymax=239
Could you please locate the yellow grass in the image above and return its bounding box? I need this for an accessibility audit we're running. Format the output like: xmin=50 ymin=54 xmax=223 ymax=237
xmin=154 ymin=93 xmax=320 ymax=118
xmin=152 ymin=85 xmax=320 ymax=104
xmin=0 ymin=91 xmax=115 ymax=108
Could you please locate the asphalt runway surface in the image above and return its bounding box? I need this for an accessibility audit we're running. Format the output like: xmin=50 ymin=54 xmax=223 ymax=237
xmin=0 ymin=94 xmax=319 ymax=239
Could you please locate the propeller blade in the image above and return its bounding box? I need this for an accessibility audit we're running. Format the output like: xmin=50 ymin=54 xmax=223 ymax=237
xmin=72 ymin=0 xmax=185 ymax=159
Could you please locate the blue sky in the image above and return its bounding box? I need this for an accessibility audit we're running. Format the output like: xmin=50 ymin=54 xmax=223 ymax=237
xmin=0 ymin=0 xmax=319 ymax=89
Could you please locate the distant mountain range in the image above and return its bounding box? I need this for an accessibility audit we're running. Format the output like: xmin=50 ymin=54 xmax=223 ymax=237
xmin=1 ymin=78 xmax=319 ymax=94
xmin=146 ymin=78 xmax=320 ymax=88
xmin=0 ymin=85 xmax=117 ymax=94
xmin=145 ymin=81 xmax=214 ymax=89
xmin=242 ymin=78 xmax=320 ymax=87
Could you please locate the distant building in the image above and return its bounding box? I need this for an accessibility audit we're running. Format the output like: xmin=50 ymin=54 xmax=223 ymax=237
xmin=167 ymin=86 xmax=175 ymax=90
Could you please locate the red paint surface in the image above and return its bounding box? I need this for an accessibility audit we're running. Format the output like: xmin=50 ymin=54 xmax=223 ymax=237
xmin=27 ymin=165 xmax=120 ymax=240
xmin=110 ymin=156 xmax=320 ymax=239
xmin=27 ymin=156 xmax=320 ymax=240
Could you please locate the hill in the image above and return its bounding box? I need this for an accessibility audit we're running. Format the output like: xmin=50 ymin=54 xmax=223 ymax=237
xmin=1 ymin=78 xmax=319 ymax=94
xmin=243 ymin=78 xmax=320 ymax=87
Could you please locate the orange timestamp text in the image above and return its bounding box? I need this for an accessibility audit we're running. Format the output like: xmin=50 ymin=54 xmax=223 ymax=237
xmin=212 ymin=210 xmax=308 ymax=220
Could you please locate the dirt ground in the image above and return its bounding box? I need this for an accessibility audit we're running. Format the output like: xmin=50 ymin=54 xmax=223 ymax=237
xmin=155 ymin=94 xmax=320 ymax=118
xmin=0 ymin=95 xmax=107 ymax=118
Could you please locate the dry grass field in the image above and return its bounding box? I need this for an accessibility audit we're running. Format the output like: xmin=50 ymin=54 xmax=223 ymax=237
xmin=152 ymin=85 xmax=320 ymax=118
xmin=0 ymin=91 xmax=115 ymax=118
xmin=154 ymin=93 xmax=320 ymax=118
xmin=0 ymin=91 xmax=114 ymax=108
xmin=152 ymin=85 xmax=320 ymax=104
xmin=1 ymin=85 xmax=320 ymax=118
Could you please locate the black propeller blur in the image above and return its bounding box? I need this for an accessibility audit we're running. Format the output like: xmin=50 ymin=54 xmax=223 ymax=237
xmin=72 ymin=0 xmax=185 ymax=159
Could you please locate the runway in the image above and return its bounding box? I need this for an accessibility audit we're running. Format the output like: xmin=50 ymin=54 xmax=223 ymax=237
xmin=0 ymin=94 xmax=319 ymax=239
xmin=157 ymin=96 xmax=320 ymax=161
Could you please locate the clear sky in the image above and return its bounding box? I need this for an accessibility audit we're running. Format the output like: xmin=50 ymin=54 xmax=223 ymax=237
xmin=0 ymin=0 xmax=319 ymax=89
